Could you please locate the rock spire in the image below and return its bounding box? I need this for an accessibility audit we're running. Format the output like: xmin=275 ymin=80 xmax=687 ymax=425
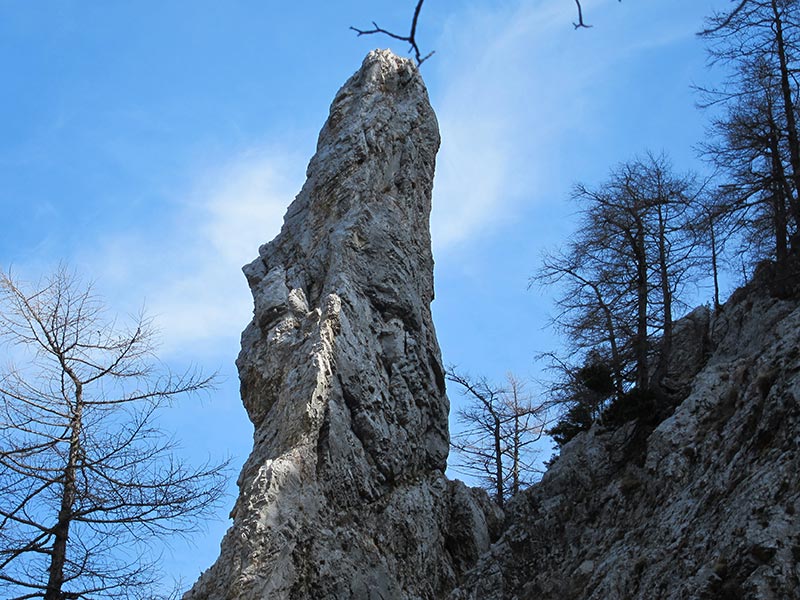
xmin=185 ymin=50 xmax=498 ymax=600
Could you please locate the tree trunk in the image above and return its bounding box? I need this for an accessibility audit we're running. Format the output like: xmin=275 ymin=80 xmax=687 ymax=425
xmin=587 ymin=277 xmax=625 ymax=399
xmin=763 ymin=81 xmax=791 ymax=266
xmin=709 ymin=213 xmax=721 ymax=309
xmin=511 ymin=408 xmax=520 ymax=498
xmin=493 ymin=414 xmax=503 ymax=507
xmin=634 ymin=220 xmax=650 ymax=390
xmin=657 ymin=203 xmax=673 ymax=364
xmin=602 ymin=301 xmax=625 ymax=399
xmin=771 ymin=0 xmax=800 ymax=233
xmin=769 ymin=131 xmax=789 ymax=265
xmin=45 ymin=383 xmax=82 ymax=600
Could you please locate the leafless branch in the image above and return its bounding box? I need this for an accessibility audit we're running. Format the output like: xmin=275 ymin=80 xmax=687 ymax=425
xmin=699 ymin=0 xmax=750 ymax=36
xmin=573 ymin=0 xmax=593 ymax=29
xmin=352 ymin=1 xmax=621 ymax=63
xmin=574 ymin=0 xmax=623 ymax=30
xmin=0 ymin=267 xmax=229 ymax=599
xmin=351 ymin=0 xmax=434 ymax=66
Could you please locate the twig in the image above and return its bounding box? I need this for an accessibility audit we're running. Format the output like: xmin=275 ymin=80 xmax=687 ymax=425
xmin=353 ymin=0 xmax=617 ymax=62
xmin=574 ymin=0 xmax=593 ymax=29
xmin=698 ymin=0 xmax=750 ymax=36
xmin=574 ymin=0 xmax=623 ymax=30
xmin=350 ymin=0 xmax=434 ymax=66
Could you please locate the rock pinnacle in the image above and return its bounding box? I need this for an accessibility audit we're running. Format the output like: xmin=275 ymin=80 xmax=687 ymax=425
xmin=185 ymin=50 xmax=498 ymax=600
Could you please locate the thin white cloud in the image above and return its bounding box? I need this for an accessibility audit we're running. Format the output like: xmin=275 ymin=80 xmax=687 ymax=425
xmin=428 ymin=0 xmax=710 ymax=256
xmin=429 ymin=1 xmax=594 ymax=254
xmin=83 ymin=148 xmax=303 ymax=357
xmin=64 ymin=0 xmax=711 ymax=354
xmin=200 ymin=155 xmax=293 ymax=265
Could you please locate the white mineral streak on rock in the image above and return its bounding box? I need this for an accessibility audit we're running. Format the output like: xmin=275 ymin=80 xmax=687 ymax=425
xmin=184 ymin=50 xmax=499 ymax=600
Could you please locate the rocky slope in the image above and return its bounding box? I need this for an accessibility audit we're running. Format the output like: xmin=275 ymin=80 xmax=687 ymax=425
xmin=184 ymin=50 xmax=499 ymax=600
xmin=452 ymin=271 xmax=800 ymax=599
xmin=187 ymin=49 xmax=800 ymax=600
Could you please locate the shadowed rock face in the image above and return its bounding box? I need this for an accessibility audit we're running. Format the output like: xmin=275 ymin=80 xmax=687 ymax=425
xmin=184 ymin=50 xmax=498 ymax=600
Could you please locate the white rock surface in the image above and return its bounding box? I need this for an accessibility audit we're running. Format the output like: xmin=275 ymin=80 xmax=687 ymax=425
xmin=184 ymin=50 xmax=498 ymax=600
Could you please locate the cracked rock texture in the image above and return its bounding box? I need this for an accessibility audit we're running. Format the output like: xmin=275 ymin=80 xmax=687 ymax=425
xmin=184 ymin=50 xmax=499 ymax=600
xmin=452 ymin=273 xmax=800 ymax=600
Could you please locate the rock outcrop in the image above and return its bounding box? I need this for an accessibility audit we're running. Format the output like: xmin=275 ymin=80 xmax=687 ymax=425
xmin=186 ymin=49 xmax=800 ymax=600
xmin=184 ymin=50 xmax=498 ymax=600
xmin=452 ymin=276 xmax=800 ymax=599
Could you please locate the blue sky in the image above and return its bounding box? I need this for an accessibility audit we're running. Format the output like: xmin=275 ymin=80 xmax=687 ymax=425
xmin=0 ymin=0 xmax=732 ymax=589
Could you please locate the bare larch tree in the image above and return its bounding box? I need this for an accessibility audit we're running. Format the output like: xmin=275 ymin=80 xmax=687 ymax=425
xmin=534 ymin=153 xmax=700 ymax=435
xmin=0 ymin=267 xmax=228 ymax=600
xmin=446 ymin=368 xmax=546 ymax=507
xmin=699 ymin=0 xmax=800 ymax=278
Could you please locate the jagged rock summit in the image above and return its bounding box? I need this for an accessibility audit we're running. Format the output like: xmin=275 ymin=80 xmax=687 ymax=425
xmin=185 ymin=50 xmax=498 ymax=600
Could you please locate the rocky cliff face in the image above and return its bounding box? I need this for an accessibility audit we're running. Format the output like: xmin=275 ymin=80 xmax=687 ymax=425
xmin=452 ymin=274 xmax=800 ymax=599
xmin=184 ymin=50 xmax=498 ymax=600
xmin=188 ymin=50 xmax=800 ymax=600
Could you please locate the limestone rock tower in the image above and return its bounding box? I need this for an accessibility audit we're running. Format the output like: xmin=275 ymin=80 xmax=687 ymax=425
xmin=184 ymin=50 xmax=497 ymax=600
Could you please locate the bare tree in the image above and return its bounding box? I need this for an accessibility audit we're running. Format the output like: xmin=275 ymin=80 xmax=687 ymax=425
xmin=536 ymin=153 xmax=699 ymax=396
xmin=446 ymin=369 xmax=546 ymax=507
xmin=0 ymin=267 xmax=229 ymax=600
xmin=535 ymin=247 xmax=630 ymax=400
xmin=502 ymin=374 xmax=546 ymax=497
xmin=533 ymin=153 xmax=702 ymax=445
xmin=698 ymin=1 xmax=800 ymax=280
